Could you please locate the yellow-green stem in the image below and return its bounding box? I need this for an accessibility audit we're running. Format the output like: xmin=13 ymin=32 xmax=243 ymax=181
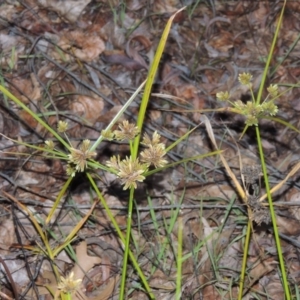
xmin=175 ymin=216 xmax=183 ymax=300
xmin=255 ymin=126 xmax=290 ymax=299
xmin=238 ymin=221 xmax=251 ymax=300
xmin=0 ymin=85 xmax=70 ymax=150
xmin=119 ymin=187 xmax=134 ymax=300
xmin=86 ymin=173 xmax=154 ymax=298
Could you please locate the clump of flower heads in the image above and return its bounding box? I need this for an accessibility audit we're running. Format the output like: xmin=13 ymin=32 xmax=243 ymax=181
xmin=216 ymin=72 xmax=279 ymax=126
xmin=101 ymin=120 xmax=140 ymax=142
xmin=44 ymin=120 xmax=168 ymax=187
xmin=45 ymin=121 xmax=97 ymax=177
xmin=104 ymin=121 xmax=168 ymax=190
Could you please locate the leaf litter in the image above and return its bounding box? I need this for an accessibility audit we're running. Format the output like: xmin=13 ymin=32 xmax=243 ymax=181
xmin=0 ymin=0 xmax=300 ymax=299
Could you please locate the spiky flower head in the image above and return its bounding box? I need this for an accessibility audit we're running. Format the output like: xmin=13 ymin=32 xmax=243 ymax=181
xmin=106 ymin=155 xmax=121 ymax=170
xmin=114 ymin=120 xmax=139 ymax=141
xmin=57 ymin=120 xmax=68 ymax=133
xmin=261 ymin=101 xmax=278 ymax=116
xmin=245 ymin=115 xmax=259 ymax=126
xmin=66 ymin=164 xmax=76 ymax=177
xmin=233 ymin=100 xmax=246 ymax=111
xmin=267 ymin=84 xmax=278 ymax=98
xmin=68 ymin=139 xmax=96 ymax=174
xmin=140 ymin=144 xmax=168 ymax=168
xmin=238 ymin=72 xmax=253 ymax=86
xmin=116 ymin=156 xmax=148 ymax=190
xmin=245 ymin=101 xmax=263 ymax=117
xmin=140 ymin=131 xmax=168 ymax=168
xmin=57 ymin=271 xmax=82 ymax=294
xmin=101 ymin=129 xmax=115 ymax=141
xmin=45 ymin=140 xmax=54 ymax=150
xmin=141 ymin=131 xmax=162 ymax=147
xmin=216 ymin=91 xmax=230 ymax=101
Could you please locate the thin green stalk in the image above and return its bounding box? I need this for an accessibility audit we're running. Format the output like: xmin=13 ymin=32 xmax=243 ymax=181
xmin=3 ymin=191 xmax=60 ymax=279
xmin=238 ymin=221 xmax=251 ymax=300
xmin=117 ymin=9 xmax=185 ymax=298
xmin=255 ymin=0 xmax=286 ymax=105
xmin=0 ymin=68 xmax=8 ymax=107
xmin=271 ymin=33 xmax=300 ymax=77
xmin=255 ymin=126 xmax=290 ymax=300
xmin=175 ymin=216 xmax=183 ymax=300
xmin=86 ymin=173 xmax=154 ymax=299
xmin=0 ymin=85 xmax=70 ymax=150
xmin=150 ymin=188 xmax=185 ymax=276
xmin=132 ymin=7 xmax=186 ymax=159
xmin=53 ymin=202 xmax=97 ymax=257
xmin=145 ymin=151 xmax=221 ymax=177
xmin=90 ymin=80 xmax=146 ymax=152
xmin=119 ymin=187 xmax=135 ymax=300
xmin=46 ymin=176 xmax=73 ymax=225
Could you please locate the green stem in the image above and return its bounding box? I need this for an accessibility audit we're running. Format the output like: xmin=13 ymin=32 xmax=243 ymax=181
xmin=255 ymin=0 xmax=286 ymax=105
xmin=0 ymin=85 xmax=70 ymax=150
xmin=119 ymin=187 xmax=134 ymax=300
xmin=90 ymin=80 xmax=146 ymax=152
xmin=46 ymin=176 xmax=73 ymax=225
xmin=86 ymin=173 xmax=154 ymax=299
xmin=175 ymin=216 xmax=183 ymax=300
xmin=255 ymin=126 xmax=290 ymax=300
xmin=238 ymin=221 xmax=251 ymax=300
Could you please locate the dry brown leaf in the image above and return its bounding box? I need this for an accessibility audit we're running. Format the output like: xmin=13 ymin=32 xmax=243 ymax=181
xmin=72 ymin=241 xmax=119 ymax=300
xmin=160 ymin=63 xmax=204 ymax=113
xmin=202 ymin=284 xmax=222 ymax=300
xmin=149 ymin=269 xmax=176 ymax=290
xmin=127 ymin=0 xmax=146 ymax=11
xmin=37 ymin=0 xmax=91 ymax=23
xmin=70 ymin=95 xmax=104 ymax=125
xmin=207 ymin=30 xmax=233 ymax=56
xmin=154 ymin=0 xmax=180 ymax=14
xmin=102 ymin=50 xmax=146 ymax=71
xmin=287 ymin=189 xmax=300 ymax=220
xmin=9 ymin=73 xmax=41 ymax=105
xmin=58 ymin=30 xmax=105 ymax=62
xmin=0 ymin=4 xmax=16 ymax=22
xmin=125 ymin=34 xmax=152 ymax=70
xmin=244 ymin=257 xmax=277 ymax=292
xmin=72 ymin=241 xmax=102 ymax=296
xmin=263 ymin=276 xmax=285 ymax=300
xmin=89 ymin=275 xmax=119 ymax=300
xmin=276 ymin=215 xmax=300 ymax=236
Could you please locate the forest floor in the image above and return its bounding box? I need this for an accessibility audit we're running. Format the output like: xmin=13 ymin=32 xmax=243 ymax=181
xmin=1 ymin=1 xmax=300 ymax=299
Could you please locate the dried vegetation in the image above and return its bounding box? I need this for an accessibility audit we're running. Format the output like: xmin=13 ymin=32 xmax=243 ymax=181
xmin=1 ymin=0 xmax=300 ymax=299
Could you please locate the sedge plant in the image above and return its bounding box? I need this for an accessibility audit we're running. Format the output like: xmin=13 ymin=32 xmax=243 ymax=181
xmin=202 ymin=0 xmax=297 ymax=299
xmin=161 ymin=0 xmax=299 ymax=298
xmin=4 ymin=2 xmax=295 ymax=299
xmin=0 ymin=6 xmax=222 ymax=299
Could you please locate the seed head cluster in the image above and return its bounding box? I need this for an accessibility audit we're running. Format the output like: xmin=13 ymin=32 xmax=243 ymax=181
xmin=57 ymin=271 xmax=82 ymax=294
xmin=216 ymin=73 xmax=279 ymax=126
xmin=106 ymin=129 xmax=168 ymax=190
xmin=67 ymin=139 xmax=96 ymax=176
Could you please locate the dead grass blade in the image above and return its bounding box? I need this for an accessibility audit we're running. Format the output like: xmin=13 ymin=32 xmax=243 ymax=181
xmin=200 ymin=115 xmax=246 ymax=201
xmin=2 ymin=190 xmax=47 ymax=242
xmin=52 ymin=201 xmax=97 ymax=256
xmin=259 ymin=161 xmax=300 ymax=203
